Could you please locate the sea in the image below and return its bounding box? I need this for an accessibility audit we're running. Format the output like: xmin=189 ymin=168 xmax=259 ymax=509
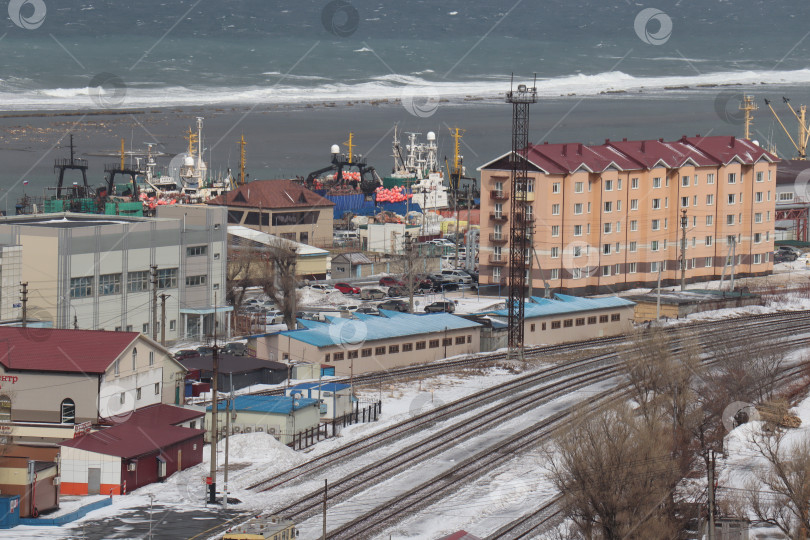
xmin=0 ymin=0 xmax=810 ymax=200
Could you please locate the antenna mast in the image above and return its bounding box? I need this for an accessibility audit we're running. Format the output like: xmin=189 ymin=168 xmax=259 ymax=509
xmin=739 ymin=95 xmax=758 ymax=141
xmin=238 ymin=135 xmax=247 ymax=185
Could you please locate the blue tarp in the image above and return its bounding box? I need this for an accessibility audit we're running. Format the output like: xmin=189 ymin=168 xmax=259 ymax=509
xmin=320 ymin=192 xmax=422 ymax=219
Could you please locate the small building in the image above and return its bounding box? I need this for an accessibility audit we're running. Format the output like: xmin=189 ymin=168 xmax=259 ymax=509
xmin=205 ymin=395 xmax=319 ymax=445
xmin=0 ymin=446 xmax=59 ymax=518
xmin=59 ymin=404 xmax=205 ymax=495
xmin=627 ymin=289 xmax=762 ymax=322
xmin=479 ymin=294 xmax=635 ymax=346
xmin=209 ymin=179 xmax=335 ymax=246
xmin=228 ymin=225 xmax=329 ymax=280
xmin=286 ymin=382 xmax=353 ymax=421
xmin=180 ymin=354 xmax=288 ymax=392
xmin=260 ymin=311 xmax=482 ymax=375
xmin=331 ymin=251 xmax=439 ymax=279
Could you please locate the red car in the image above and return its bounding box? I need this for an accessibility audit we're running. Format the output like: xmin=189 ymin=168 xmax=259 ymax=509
xmin=334 ymin=282 xmax=360 ymax=295
xmin=379 ymin=276 xmax=405 ymax=287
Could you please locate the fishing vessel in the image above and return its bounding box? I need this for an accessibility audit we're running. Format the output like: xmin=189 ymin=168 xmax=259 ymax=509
xmin=386 ymin=125 xmax=449 ymax=210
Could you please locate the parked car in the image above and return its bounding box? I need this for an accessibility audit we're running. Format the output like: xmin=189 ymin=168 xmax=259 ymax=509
xmin=441 ymin=269 xmax=473 ymax=284
xmin=779 ymin=245 xmax=802 ymax=257
xmin=774 ymin=251 xmax=796 ymax=263
xmin=174 ymin=349 xmax=200 ymax=360
xmin=378 ymin=299 xmax=409 ymax=312
xmin=308 ymin=284 xmax=339 ymax=294
xmin=387 ymin=285 xmax=407 ymax=297
xmin=360 ymin=287 xmax=387 ymax=300
xmin=425 ymin=301 xmax=456 ymax=313
xmin=197 ymin=345 xmax=214 ymax=355
xmin=379 ymin=276 xmax=405 ymax=287
xmin=264 ymin=310 xmax=284 ymax=325
xmin=428 ymin=275 xmax=459 ymax=292
xmin=334 ymin=282 xmax=361 ymax=295
xmin=355 ymin=306 xmax=379 ymax=315
xmin=223 ymin=342 xmax=247 ymax=356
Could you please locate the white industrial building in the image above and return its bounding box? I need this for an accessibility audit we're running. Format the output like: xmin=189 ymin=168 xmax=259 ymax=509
xmin=0 ymin=206 xmax=229 ymax=341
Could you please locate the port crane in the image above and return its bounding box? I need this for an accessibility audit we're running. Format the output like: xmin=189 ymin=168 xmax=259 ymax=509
xmin=764 ymin=96 xmax=810 ymax=159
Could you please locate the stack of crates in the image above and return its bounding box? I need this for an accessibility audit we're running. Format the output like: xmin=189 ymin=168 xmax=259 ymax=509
xmin=43 ymin=199 xmax=65 ymax=213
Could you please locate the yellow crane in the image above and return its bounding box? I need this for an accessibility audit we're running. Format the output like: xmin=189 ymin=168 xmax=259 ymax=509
xmin=238 ymin=134 xmax=247 ymax=185
xmin=764 ymin=96 xmax=809 ymax=159
xmin=739 ymin=95 xmax=758 ymax=141
xmin=186 ymin=127 xmax=198 ymax=157
xmin=343 ymin=132 xmax=355 ymax=164
xmin=119 ymin=137 xmax=125 ymax=169
xmin=447 ymin=126 xmax=465 ymax=190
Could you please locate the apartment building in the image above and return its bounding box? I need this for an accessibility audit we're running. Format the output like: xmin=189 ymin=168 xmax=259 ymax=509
xmin=479 ymin=136 xmax=778 ymax=295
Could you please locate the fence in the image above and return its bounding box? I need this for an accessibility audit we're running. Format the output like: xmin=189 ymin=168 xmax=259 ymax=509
xmin=18 ymin=497 xmax=112 ymax=527
xmin=287 ymin=400 xmax=382 ymax=451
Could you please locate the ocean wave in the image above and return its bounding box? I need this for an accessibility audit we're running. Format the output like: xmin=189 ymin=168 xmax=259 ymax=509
xmin=3 ymin=68 xmax=810 ymax=111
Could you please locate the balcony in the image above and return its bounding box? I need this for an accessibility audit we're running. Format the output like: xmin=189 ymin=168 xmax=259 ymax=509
xmin=514 ymin=213 xmax=535 ymax=225
xmin=514 ymin=189 xmax=535 ymax=202
xmin=490 ymin=190 xmax=509 ymax=201
xmin=489 ymin=212 xmax=508 ymax=223
xmin=489 ymin=233 xmax=508 ymax=243
xmin=488 ymin=254 xmax=507 ymax=265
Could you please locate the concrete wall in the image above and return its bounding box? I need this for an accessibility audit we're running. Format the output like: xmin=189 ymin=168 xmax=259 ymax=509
xmin=0 ymin=246 xmax=21 ymax=321
xmin=60 ymin=446 xmax=121 ymax=496
xmin=0 ymin=366 xmax=98 ymax=425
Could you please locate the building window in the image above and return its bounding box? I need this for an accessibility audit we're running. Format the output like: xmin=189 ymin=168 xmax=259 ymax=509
xmin=604 ymin=222 xmax=612 ymax=234
xmin=575 ymin=181 xmax=584 ymax=193
xmin=707 ymin=173 xmax=715 ymax=184
xmin=603 ymin=244 xmax=611 ymax=255
xmin=573 ymin=225 xmax=582 ymax=236
xmin=415 ymin=341 xmax=426 ymax=351
xmin=551 ymin=204 xmax=560 ymax=215
xmin=442 ymin=337 xmax=452 ymax=346
xmin=551 ymin=320 xmax=561 ymax=329
xmin=706 ymin=215 xmax=714 ymax=226
xmin=361 ymin=348 xmax=372 ymax=357
xmin=651 ymin=241 xmax=659 ymax=252
xmin=551 ymin=225 xmax=560 ymax=237
xmin=70 ymin=276 xmax=93 ymax=298
xmin=149 ymin=351 xmax=154 ymax=366
xmin=755 ymin=212 xmax=763 ymax=223
xmin=0 ymin=395 xmax=11 ymax=423
xmin=754 ymin=253 xmax=762 ymax=264
xmin=627 ymin=199 xmax=636 ymax=211
xmin=455 ymin=336 xmax=465 ymax=345
xmin=132 ymin=348 xmax=137 ymax=370
xmin=602 ymin=265 xmax=611 ymax=277
xmin=754 ymin=233 xmax=762 ymax=243
xmin=403 ymin=343 xmax=413 ymax=352
xmin=611 ymin=313 xmax=621 ymax=322
xmin=604 ymin=201 xmax=612 ymax=213
xmin=727 ymin=214 xmax=735 ymax=225
xmin=332 ymin=352 xmax=344 ymax=361
xmin=629 ymin=241 xmax=637 ymax=252
xmin=60 ymin=398 xmax=75 ymax=424
xmin=157 ymin=268 xmax=178 ymax=289
xmin=629 ymin=262 xmax=637 ymax=273
xmin=653 ymin=177 xmax=661 ymax=188
xmin=136 ymin=387 xmax=142 ymax=400
xmin=170 ymin=320 xmax=176 ymax=331
xmin=680 ymin=197 xmax=688 ymax=208
xmin=374 ymin=346 xmax=386 ymax=355
xmin=552 ymin=182 xmax=560 ymax=193
xmin=728 ymin=173 xmax=736 ymax=184
xmin=324 ymin=353 xmax=331 ymax=362
xmin=550 ymin=268 xmax=559 ymax=280
xmin=563 ymin=319 xmax=573 ymax=328
xmin=187 ymin=245 xmax=207 ymax=257
xmin=185 ymin=275 xmax=207 ymax=287
xmin=756 ymin=171 xmax=764 ymax=182
xmin=572 ymin=268 xmax=581 ymax=279
xmin=530 ymin=323 xmax=535 ymax=332
xmin=388 ymin=345 xmax=399 ymax=354
xmin=681 ymin=176 xmax=689 ymax=187
xmin=573 ymin=245 xmax=582 ymax=257
xmin=493 ymin=267 xmax=501 ymax=282
xmin=599 ymin=314 xmax=609 ymax=323
xmin=550 ymin=247 xmax=560 ymax=258
xmin=705 ymin=257 xmax=713 ymax=267
xmin=143 ymin=323 xmax=149 ymax=334
xmin=429 ymin=340 xmax=439 ymax=348
xmin=704 ymin=236 xmax=713 ymax=247
xmin=154 ymin=383 xmax=160 ymax=395
xmin=652 ymin=219 xmax=660 ymax=231
xmin=604 ymin=180 xmax=613 ymax=191
xmin=98 ymin=273 xmax=122 ymax=296
xmin=575 ymin=318 xmax=585 ymax=326
xmin=652 ymin=198 xmax=661 ymax=210
xmin=728 ymin=194 xmax=735 ymax=205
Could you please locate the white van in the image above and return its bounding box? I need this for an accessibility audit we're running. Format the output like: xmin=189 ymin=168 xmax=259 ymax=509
xmin=333 ymin=230 xmax=359 ymax=244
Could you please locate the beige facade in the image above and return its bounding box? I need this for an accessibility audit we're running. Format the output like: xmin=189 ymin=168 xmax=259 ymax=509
xmin=228 ymin=225 xmax=329 ymax=280
xmin=205 ymin=400 xmax=320 ymax=445
xmin=479 ymin=137 xmax=778 ymax=295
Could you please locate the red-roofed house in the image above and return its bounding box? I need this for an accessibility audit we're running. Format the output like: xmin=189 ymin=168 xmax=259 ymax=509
xmin=0 ymin=327 xmax=186 ymax=446
xmin=59 ymin=404 xmax=205 ymax=495
xmin=479 ymin=135 xmax=778 ymax=295
xmin=208 ymin=179 xmax=334 ymax=246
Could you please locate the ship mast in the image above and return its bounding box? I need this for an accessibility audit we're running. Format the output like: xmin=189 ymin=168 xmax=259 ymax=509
xmin=764 ymin=96 xmax=810 ymax=159
xmin=344 ymin=132 xmax=355 ymax=164
xmin=739 ymin=95 xmax=758 ymax=141
xmin=196 ymin=117 xmax=204 ymax=180
xmin=448 ymin=126 xmax=465 ymax=190
xmin=120 ymin=138 xmax=125 ymax=169
xmin=238 ymin=134 xmax=247 ymax=185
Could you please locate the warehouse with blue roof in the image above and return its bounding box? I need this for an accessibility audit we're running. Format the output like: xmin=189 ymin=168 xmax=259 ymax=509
xmin=286 ymin=382 xmax=353 ymax=420
xmin=478 ymin=294 xmax=635 ymax=346
xmin=261 ymin=310 xmax=482 ymax=375
xmin=205 ymin=395 xmax=320 ymax=445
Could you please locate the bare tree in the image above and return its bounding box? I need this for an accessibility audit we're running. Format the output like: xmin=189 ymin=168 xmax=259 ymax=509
xmin=261 ymin=245 xmax=298 ymax=330
xmin=226 ymin=244 xmax=258 ymax=314
xmin=746 ymin=428 xmax=810 ymax=538
xmin=546 ymin=404 xmax=685 ymax=540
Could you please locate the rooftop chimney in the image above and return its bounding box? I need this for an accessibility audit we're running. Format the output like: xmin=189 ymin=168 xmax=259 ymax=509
xmin=605 ymin=139 xmax=610 ymax=144
xmin=622 ymin=138 xmax=627 ymax=142
xmin=562 ymin=144 xmax=567 ymax=157
xmin=577 ymin=143 xmax=583 ymax=155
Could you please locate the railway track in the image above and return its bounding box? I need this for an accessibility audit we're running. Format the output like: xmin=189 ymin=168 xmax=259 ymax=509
xmin=308 ymin=318 xmax=810 ymax=538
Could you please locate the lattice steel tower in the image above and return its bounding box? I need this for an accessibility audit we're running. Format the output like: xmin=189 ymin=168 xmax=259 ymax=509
xmin=506 ymin=80 xmax=537 ymax=359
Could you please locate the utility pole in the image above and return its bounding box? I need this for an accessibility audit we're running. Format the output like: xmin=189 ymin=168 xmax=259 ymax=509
xmin=656 ymin=263 xmax=662 ymax=321
xmin=322 ymin=479 xmax=328 ymax=540
xmin=707 ymin=450 xmax=716 ymax=540
xmin=150 ymin=265 xmax=158 ymax=341
xmin=159 ymin=293 xmax=169 ymax=346
xmin=224 ymin=372 xmax=232 ymax=510
xmin=20 ymin=282 xmax=28 ymax=327
xmin=680 ymin=209 xmax=688 ymax=291
xmin=405 ymin=233 xmax=415 ymax=314
xmin=208 ymin=292 xmax=220 ymax=505
xmin=729 ymin=237 xmax=737 ymax=291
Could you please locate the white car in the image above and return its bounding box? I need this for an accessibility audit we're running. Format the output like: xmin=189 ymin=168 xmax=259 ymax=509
xmin=264 ymin=310 xmax=284 ymax=325
xmin=308 ymin=284 xmax=339 ymax=294
xmin=441 ymin=269 xmax=473 ymax=284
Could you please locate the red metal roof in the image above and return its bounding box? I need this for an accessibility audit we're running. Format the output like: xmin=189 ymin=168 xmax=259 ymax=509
xmin=481 ymin=135 xmax=778 ymax=174
xmin=60 ymin=407 xmax=205 ymax=459
xmin=0 ymin=327 xmax=139 ymax=374
xmin=208 ymin=179 xmax=334 ymax=209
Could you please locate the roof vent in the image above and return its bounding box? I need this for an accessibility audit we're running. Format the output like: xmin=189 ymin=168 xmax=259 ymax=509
xmin=562 ymin=145 xmax=567 ymax=157
xmin=730 ymin=136 xmax=735 ymax=147
xmin=659 ymin=138 xmax=664 ymax=143
xmin=641 ymin=141 xmax=646 ymax=152
xmin=543 ymin=141 xmax=549 ymax=145
xmin=681 ymin=135 xmax=688 ymax=142
xmin=696 ymin=134 xmax=701 ymax=137
xmin=605 ymin=139 xmax=610 ymax=144
xmin=622 ymin=138 xmax=627 ymax=142
xmin=577 ymin=143 xmax=583 ymax=155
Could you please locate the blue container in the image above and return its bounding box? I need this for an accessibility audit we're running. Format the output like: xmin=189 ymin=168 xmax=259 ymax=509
xmin=185 ymin=380 xmax=193 ymax=397
xmin=0 ymin=495 xmax=21 ymax=529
